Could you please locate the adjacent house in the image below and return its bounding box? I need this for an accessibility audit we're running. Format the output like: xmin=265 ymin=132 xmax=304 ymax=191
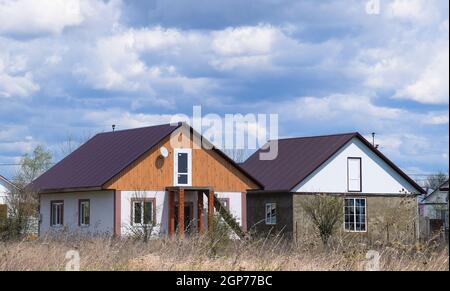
xmin=0 ymin=175 xmax=14 ymax=221
xmin=32 ymin=123 xmax=262 ymax=237
xmin=419 ymin=180 xmax=449 ymax=235
xmin=242 ymin=133 xmax=426 ymax=242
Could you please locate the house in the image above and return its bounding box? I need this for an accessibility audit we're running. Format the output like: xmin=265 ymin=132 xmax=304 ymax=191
xmin=32 ymin=123 xmax=262 ymax=237
xmin=242 ymin=133 xmax=426 ymax=242
xmin=0 ymin=175 xmax=15 ymax=221
xmin=419 ymin=180 xmax=449 ymax=235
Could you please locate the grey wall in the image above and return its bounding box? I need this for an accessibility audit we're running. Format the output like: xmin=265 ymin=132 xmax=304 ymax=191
xmin=247 ymin=192 xmax=293 ymax=238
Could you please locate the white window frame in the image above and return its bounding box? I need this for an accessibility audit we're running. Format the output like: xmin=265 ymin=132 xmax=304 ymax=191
xmin=132 ymin=199 xmax=154 ymax=226
xmin=344 ymin=198 xmax=367 ymax=233
xmin=51 ymin=201 xmax=64 ymax=227
xmin=174 ymin=148 xmax=192 ymax=186
xmin=265 ymin=203 xmax=277 ymax=225
xmin=347 ymin=157 xmax=362 ymax=192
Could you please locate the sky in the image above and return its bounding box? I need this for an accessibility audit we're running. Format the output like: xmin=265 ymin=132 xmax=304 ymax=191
xmin=0 ymin=0 xmax=448 ymax=181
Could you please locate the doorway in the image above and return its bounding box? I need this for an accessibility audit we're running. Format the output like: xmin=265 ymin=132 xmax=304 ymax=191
xmin=174 ymin=202 xmax=194 ymax=234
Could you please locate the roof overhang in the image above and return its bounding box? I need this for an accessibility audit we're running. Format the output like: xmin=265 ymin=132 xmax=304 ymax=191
xmin=38 ymin=186 xmax=104 ymax=194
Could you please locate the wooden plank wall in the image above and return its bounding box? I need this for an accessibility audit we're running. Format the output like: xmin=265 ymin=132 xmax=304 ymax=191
xmin=104 ymin=128 xmax=260 ymax=192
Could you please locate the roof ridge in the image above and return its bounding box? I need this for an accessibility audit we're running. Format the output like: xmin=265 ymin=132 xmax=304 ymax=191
xmin=97 ymin=122 xmax=181 ymax=135
xmin=271 ymin=132 xmax=358 ymax=142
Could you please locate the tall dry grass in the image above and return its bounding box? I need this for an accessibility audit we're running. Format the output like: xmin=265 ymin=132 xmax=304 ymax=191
xmin=0 ymin=232 xmax=448 ymax=271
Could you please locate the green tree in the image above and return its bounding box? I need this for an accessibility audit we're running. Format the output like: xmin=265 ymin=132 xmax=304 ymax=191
xmin=3 ymin=146 xmax=53 ymax=239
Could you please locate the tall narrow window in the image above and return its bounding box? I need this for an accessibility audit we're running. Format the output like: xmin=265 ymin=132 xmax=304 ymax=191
xmin=348 ymin=157 xmax=362 ymax=192
xmin=265 ymin=203 xmax=277 ymax=225
xmin=132 ymin=199 xmax=155 ymax=225
xmin=79 ymin=200 xmax=90 ymax=227
xmin=174 ymin=149 xmax=192 ymax=186
xmin=344 ymin=198 xmax=366 ymax=232
xmin=50 ymin=201 xmax=64 ymax=227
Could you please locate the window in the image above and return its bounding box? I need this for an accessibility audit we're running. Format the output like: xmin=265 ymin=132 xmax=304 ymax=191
xmin=344 ymin=198 xmax=366 ymax=232
xmin=50 ymin=201 xmax=64 ymax=227
xmin=79 ymin=200 xmax=90 ymax=227
xmin=174 ymin=149 xmax=192 ymax=186
xmin=265 ymin=203 xmax=277 ymax=225
xmin=132 ymin=199 xmax=155 ymax=225
xmin=348 ymin=158 xmax=362 ymax=192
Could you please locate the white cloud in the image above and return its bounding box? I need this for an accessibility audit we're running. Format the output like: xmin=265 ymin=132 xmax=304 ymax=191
xmin=0 ymin=0 xmax=122 ymax=37
xmin=0 ymin=54 xmax=39 ymax=97
xmin=0 ymin=0 xmax=84 ymax=36
xmin=83 ymin=109 xmax=175 ymax=130
xmin=395 ymin=46 xmax=449 ymax=104
xmin=387 ymin=0 xmax=440 ymax=24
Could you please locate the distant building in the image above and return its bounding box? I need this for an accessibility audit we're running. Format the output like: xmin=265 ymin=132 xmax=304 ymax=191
xmin=420 ymin=180 xmax=449 ymax=235
xmin=0 ymin=175 xmax=15 ymax=220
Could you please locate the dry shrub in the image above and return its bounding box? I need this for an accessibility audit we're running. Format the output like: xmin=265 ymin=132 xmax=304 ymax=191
xmin=0 ymin=233 xmax=448 ymax=271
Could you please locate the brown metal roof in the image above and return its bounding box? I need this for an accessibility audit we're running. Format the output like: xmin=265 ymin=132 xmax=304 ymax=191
xmin=32 ymin=123 xmax=263 ymax=193
xmin=32 ymin=123 xmax=182 ymax=193
xmin=242 ymin=132 xmax=425 ymax=194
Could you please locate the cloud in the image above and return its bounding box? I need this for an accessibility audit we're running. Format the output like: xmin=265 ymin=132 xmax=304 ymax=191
xmin=0 ymin=0 xmax=85 ymax=36
xmin=395 ymin=45 xmax=449 ymax=104
xmin=0 ymin=0 xmax=448 ymax=178
xmin=0 ymin=53 xmax=39 ymax=97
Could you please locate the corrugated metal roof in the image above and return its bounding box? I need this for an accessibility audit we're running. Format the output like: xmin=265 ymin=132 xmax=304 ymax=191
xmin=242 ymin=132 xmax=425 ymax=194
xmin=32 ymin=123 xmax=181 ymax=192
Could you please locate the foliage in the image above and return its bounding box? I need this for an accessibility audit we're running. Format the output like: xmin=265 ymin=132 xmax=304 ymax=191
xmin=300 ymin=195 xmax=343 ymax=246
xmin=2 ymin=146 xmax=52 ymax=239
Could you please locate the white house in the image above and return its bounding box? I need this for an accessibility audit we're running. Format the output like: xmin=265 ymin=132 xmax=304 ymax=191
xmin=243 ymin=132 xmax=425 ymax=241
xmin=0 ymin=175 xmax=14 ymax=220
xmin=420 ymin=180 xmax=449 ymax=234
xmin=32 ymin=123 xmax=262 ymax=237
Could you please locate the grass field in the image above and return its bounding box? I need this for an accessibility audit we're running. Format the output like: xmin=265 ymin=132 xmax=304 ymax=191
xmin=0 ymin=233 xmax=448 ymax=271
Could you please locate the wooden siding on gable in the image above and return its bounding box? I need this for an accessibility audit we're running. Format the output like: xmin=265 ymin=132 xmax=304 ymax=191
xmin=104 ymin=129 xmax=259 ymax=192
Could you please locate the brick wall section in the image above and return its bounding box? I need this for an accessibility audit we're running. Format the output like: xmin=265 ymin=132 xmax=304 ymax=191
xmin=293 ymin=194 xmax=417 ymax=244
xmin=247 ymin=192 xmax=293 ymax=237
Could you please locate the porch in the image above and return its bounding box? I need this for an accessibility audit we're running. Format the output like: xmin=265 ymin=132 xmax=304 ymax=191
xmin=166 ymin=186 xmax=215 ymax=237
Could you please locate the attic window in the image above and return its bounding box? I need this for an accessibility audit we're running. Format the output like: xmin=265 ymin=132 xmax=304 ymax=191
xmin=174 ymin=149 xmax=192 ymax=186
xmin=348 ymin=157 xmax=362 ymax=192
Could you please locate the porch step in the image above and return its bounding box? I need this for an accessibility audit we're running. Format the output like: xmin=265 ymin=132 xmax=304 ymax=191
xmin=213 ymin=196 xmax=246 ymax=239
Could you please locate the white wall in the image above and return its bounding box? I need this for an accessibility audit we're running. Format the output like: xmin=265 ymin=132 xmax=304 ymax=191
xmin=0 ymin=183 xmax=8 ymax=205
xmin=120 ymin=191 xmax=244 ymax=237
xmin=216 ymin=192 xmax=243 ymax=226
xmin=121 ymin=191 xmax=167 ymax=236
xmin=39 ymin=191 xmax=115 ymax=236
xmin=293 ymin=138 xmax=419 ymax=194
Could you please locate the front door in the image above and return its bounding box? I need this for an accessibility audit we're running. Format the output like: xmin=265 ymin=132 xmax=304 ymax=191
xmin=174 ymin=202 xmax=194 ymax=234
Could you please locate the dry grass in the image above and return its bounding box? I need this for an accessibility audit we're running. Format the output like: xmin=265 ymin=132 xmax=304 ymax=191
xmin=0 ymin=233 xmax=448 ymax=271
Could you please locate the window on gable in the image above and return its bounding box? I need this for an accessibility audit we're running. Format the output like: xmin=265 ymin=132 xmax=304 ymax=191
xmin=132 ymin=199 xmax=155 ymax=225
xmin=265 ymin=203 xmax=277 ymax=225
xmin=174 ymin=149 xmax=192 ymax=186
xmin=51 ymin=201 xmax=64 ymax=227
xmin=348 ymin=158 xmax=362 ymax=192
xmin=344 ymin=198 xmax=366 ymax=232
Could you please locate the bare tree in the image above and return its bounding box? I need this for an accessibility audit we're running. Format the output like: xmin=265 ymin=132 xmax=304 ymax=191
xmin=425 ymin=172 xmax=449 ymax=191
xmin=223 ymin=148 xmax=247 ymax=163
xmin=299 ymin=194 xmax=343 ymax=246
xmin=127 ymin=191 xmax=157 ymax=243
xmin=58 ymin=132 xmax=94 ymax=158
